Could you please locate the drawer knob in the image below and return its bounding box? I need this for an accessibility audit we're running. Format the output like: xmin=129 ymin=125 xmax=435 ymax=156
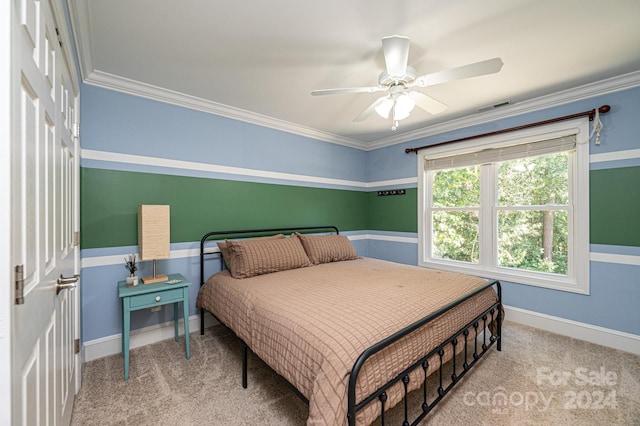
xmin=155 ymin=296 xmax=161 ymax=302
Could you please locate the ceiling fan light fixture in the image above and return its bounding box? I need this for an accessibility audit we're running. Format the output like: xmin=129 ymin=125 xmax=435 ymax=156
xmin=393 ymin=93 xmax=415 ymax=121
xmin=374 ymin=97 xmax=394 ymax=119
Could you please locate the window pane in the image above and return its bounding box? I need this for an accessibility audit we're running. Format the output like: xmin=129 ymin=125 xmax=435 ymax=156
xmin=497 ymin=210 xmax=568 ymax=274
xmin=432 ymin=210 xmax=479 ymax=263
xmin=432 ymin=166 xmax=480 ymax=208
xmin=498 ymin=152 xmax=569 ymax=206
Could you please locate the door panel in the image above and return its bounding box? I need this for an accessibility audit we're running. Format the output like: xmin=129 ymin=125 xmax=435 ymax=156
xmin=11 ymin=0 xmax=79 ymax=424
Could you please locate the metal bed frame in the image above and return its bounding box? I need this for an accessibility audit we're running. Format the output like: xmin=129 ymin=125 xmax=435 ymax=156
xmin=199 ymin=226 xmax=502 ymax=426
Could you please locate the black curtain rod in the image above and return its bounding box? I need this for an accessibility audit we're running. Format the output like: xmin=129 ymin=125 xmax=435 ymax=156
xmin=405 ymin=105 xmax=611 ymax=154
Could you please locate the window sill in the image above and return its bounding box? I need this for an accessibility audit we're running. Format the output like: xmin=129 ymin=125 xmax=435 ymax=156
xmin=419 ymin=259 xmax=589 ymax=295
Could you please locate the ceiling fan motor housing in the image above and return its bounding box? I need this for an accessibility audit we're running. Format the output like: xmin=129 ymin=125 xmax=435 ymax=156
xmin=378 ymin=66 xmax=416 ymax=87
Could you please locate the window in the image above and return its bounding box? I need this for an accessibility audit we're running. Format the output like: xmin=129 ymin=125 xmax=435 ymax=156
xmin=418 ymin=119 xmax=589 ymax=294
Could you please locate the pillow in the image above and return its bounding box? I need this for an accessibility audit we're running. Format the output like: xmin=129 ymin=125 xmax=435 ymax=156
xmin=295 ymin=233 xmax=357 ymax=265
xmin=217 ymin=234 xmax=285 ymax=270
xmin=226 ymin=234 xmax=311 ymax=279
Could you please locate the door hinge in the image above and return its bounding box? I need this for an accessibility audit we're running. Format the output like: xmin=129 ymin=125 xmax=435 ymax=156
xmin=73 ymin=123 xmax=80 ymax=140
xmin=74 ymin=339 xmax=80 ymax=355
xmin=73 ymin=231 xmax=80 ymax=247
xmin=15 ymin=265 xmax=25 ymax=305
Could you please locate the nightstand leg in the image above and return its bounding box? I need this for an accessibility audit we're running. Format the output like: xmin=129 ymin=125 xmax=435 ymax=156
xmin=123 ymin=305 xmax=130 ymax=381
xmin=173 ymin=302 xmax=179 ymax=341
xmin=183 ymin=292 xmax=190 ymax=359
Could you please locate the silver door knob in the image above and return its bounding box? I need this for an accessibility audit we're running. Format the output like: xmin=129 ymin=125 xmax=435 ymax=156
xmin=155 ymin=296 xmax=161 ymax=302
xmin=56 ymin=274 xmax=79 ymax=294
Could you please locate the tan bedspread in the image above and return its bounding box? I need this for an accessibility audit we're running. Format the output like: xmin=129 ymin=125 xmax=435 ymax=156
xmin=196 ymin=257 xmax=499 ymax=425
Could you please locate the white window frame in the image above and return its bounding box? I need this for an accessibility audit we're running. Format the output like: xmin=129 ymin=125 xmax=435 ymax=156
xmin=418 ymin=118 xmax=590 ymax=294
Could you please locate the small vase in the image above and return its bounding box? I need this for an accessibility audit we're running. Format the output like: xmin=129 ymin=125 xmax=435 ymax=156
xmin=126 ymin=275 xmax=139 ymax=287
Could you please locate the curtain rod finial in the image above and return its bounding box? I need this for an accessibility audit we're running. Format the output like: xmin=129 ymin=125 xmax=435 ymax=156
xmin=590 ymin=105 xmax=610 ymax=121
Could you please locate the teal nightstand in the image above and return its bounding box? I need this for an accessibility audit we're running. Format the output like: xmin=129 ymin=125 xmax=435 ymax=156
xmin=118 ymin=273 xmax=191 ymax=380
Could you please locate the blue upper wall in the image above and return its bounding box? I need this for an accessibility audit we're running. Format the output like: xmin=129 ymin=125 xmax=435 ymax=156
xmin=81 ymin=84 xmax=368 ymax=186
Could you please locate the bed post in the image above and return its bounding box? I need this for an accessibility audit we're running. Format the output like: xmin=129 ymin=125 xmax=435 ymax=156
xmin=242 ymin=341 xmax=248 ymax=389
xmin=496 ymin=281 xmax=502 ymax=351
xmin=200 ymin=236 xmax=206 ymax=335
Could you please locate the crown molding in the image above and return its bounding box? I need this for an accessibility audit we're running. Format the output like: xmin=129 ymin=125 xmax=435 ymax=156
xmin=66 ymin=0 xmax=367 ymax=149
xmin=51 ymin=0 xmax=80 ymax=91
xmin=367 ymin=70 xmax=640 ymax=150
xmin=85 ymin=70 xmax=369 ymax=150
xmin=66 ymin=0 xmax=93 ymax=83
xmin=83 ymin=68 xmax=640 ymax=153
xmin=67 ymin=0 xmax=640 ymax=152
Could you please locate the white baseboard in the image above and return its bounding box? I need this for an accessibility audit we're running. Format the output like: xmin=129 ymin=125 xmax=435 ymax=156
xmin=83 ymin=314 xmax=218 ymax=362
xmin=83 ymin=306 xmax=640 ymax=362
xmin=504 ymin=305 xmax=640 ymax=355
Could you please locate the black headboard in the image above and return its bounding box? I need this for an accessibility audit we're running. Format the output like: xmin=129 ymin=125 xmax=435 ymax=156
xmin=199 ymin=225 xmax=339 ymax=286
xmin=198 ymin=226 xmax=339 ymax=334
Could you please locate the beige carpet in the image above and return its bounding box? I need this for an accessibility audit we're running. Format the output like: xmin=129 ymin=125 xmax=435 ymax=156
xmin=71 ymin=321 xmax=640 ymax=425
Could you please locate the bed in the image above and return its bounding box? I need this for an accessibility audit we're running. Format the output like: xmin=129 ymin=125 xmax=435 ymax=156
xmin=196 ymin=226 xmax=502 ymax=425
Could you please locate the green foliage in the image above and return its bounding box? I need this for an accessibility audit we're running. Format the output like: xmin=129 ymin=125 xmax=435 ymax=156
xmin=497 ymin=210 xmax=568 ymax=274
xmin=432 ymin=166 xmax=480 ymax=262
xmin=433 ymin=211 xmax=479 ymax=263
xmin=430 ymin=152 xmax=569 ymax=275
xmin=498 ymin=153 xmax=569 ymax=205
xmin=433 ymin=166 xmax=480 ymax=207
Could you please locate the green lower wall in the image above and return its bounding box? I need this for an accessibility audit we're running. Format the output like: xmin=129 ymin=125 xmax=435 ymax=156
xmin=367 ymin=188 xmax=418 ymax=233
xmin=81 ymin=168 xmax=368 ymax=249
xmin=81 ymin=166 xmax=640 ymax=249
xmin=590 ymin=166 xmax=640 ymax=246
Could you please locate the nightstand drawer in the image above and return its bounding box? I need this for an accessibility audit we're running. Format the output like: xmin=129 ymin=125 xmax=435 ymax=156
xmin=129 ymin=288 xmax=183 ymax=308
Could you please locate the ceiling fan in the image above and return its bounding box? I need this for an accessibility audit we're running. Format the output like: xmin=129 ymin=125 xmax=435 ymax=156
xmin=311 ymin=35 xmax=503 ymax=130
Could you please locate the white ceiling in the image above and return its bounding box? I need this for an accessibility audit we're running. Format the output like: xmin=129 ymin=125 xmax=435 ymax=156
xmin=68 ymin=0 xmax=640 ymax=149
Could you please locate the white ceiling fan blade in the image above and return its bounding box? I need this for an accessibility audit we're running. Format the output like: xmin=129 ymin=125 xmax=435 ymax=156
xmin=311 ymin=86 xmax=384 ymax=96
xmin=381 ymin=35 xmax=410 ymax=77
xmin=409 ymin=91 xmax=448 ymax=115
xmin=353 ymin=96 xmax=389 ymax=122
xmin=413 ymin=57 xmax=503 ymax=87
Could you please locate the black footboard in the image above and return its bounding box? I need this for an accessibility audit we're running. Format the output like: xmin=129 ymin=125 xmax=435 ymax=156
xmin=348 ymin=280 xmax=502 ymax=426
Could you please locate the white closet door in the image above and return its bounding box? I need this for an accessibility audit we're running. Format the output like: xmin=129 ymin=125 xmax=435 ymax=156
xmin=10 ymin=0 xmax=80 ymax=424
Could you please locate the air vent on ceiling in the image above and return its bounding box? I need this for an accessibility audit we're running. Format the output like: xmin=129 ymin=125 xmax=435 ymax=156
xmin=477 ymin=100 xmax=511 ymax=113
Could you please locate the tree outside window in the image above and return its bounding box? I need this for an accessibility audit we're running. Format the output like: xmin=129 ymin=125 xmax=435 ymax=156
xmin=419 ymin=119 xmax=590 ymax=294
